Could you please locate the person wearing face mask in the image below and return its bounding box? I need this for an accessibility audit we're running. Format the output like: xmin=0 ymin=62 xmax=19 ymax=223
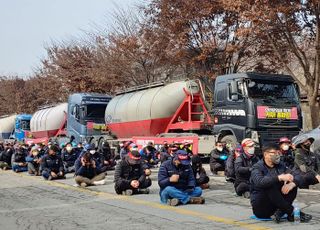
xmin=209 ymin=141 xmax=229 ymax=175
xmin=61 ymin=143 xmax=80 ymax=173
xmin=279 ymin=137 xmax=295 ymax=169
xmin=234 ymin=138 xmax=258 ymax=198
xmin=158 ymin=150 xmax=205 ymax=206
xmin=191 ymin=155 xmax=210 ymax=189
xmin=294 ymin=137 xmax=320 ymax=189
xmin=250 ymin=144 xmax=311 ymax=223
xmin=114 ymin=150 xmax=151 ymax=195
xmin=41 ymin=145 xmax=65 ymax=180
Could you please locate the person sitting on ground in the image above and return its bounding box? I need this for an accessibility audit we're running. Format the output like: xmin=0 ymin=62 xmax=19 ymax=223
xmin=0 ymin=143 xmax=14 ymax=170
xmin=114 ymin=150 xmax=152 ymax=195
xmin=234 ymin=138 xmax=258 ymax=198
xmin=250 ymin=144 xmax=312 ymax=223
xmin=160 ymin=144 xmax=178 ymax=164
xmin=279 ymin=137 xmax=295 ymax=169
xmin=140 ymin=142 xmax=159 ymax=168
xmin=183 ymin=141 xmax=193 ymax=156
xmin=120 ymin=141 xmax=132 ymax=159
xmin=26 ymin=146 xmax=42 ymax=176
xmin=210 ymin=141 xmax=229 ymax=175
xmin=294 ymin=137 xmax=320 ymax=189
xmin=158 ymin=150 xmax=205 ymax=206
xmin=74 ymin=152 xmax=106 ymax=187
xmin=100 ymin=141 xmax=116 ymax=171
xmin=41 ymin=145 xmax=65 ymax=180
xmin=225 ymin=143 xmax=242 ymax=183
xmin=11 ymin=148 xmax=28 ymax=173
xmin=191 ymin=155 xmax=210 ymax=189
xmin=61 ymin=142 xmax=79 ymax=173
xmin=160 ymin=141 xmax=169 ymax=154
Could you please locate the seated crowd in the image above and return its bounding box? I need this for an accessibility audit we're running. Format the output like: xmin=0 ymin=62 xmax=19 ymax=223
xmin=0 ymin=135 xmax=317 ymax=223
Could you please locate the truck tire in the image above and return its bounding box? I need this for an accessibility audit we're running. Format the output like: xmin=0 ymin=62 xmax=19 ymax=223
xmin=220 ymin=135 xmax=238 ymax=150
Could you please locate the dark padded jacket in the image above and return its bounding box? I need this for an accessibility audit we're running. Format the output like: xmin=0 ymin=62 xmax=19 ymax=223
xmin=158 ymin=159 xmax=195 ymax=192
xmin=114 ymin=157 xmax=147 ymax=187
xmin=294 ymin=147 xmax=320 ymax=176
xmin=234 ymin=153 xmax=258 ymax=186
xmin=41 ymin=154 xmax=64 ymax=174
xmin=250 ymin=159 xmax=301 ymax=204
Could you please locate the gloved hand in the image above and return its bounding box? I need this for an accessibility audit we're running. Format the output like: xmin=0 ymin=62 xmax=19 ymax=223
xmin=219 ymin=155 xmax=228 ymax=161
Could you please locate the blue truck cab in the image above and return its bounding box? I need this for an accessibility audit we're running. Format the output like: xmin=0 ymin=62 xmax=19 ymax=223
xmin=67 ymin=93 xmax=112 ymax=145
xmin=14 ymin=114 xmax=32 ymax=141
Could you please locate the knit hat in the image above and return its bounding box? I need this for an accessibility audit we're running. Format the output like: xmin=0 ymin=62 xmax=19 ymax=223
xmin=241 ymin=138 xmax=255 ymax=148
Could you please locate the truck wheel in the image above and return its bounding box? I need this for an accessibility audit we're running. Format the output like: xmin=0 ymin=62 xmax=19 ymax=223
xmin=220 ymin=135 xmax=238 ymax=150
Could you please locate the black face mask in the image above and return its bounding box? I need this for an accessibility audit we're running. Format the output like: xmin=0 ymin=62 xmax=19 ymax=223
xmin=303 ymin=144 xmax=311 ymax=150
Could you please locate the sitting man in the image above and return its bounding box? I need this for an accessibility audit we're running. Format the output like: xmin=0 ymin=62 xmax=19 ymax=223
xmin=234 ymin=138 xmax=258 ymax=198
xmin=41 ymin=145 xmax=65 ymax=180
xmin=279 ymin=137 xmax=295 ymax=169
xmin=158 ymin=150 xmax=205 ymax=206
xmin=250 ymin=144 xmax=311 ymax=223
xmin=74 ymin=152 xmax=106 ymax=187
xmin=294 ymin=137 xmax=320 ymax=189
xmin=209 ymin=141 xmax=229 ymax=175
xmin=191 ymin=155 xmax=210 ymax=189
xmin=11 ymin=148 xmax=28 ymax=172
xmin=114 ymin=150 xmax=152 ymax=195
xmin=26 ymin=146 xmax=42 ymax=176
xmin=61 ymin=142 xmax=79 ymax=173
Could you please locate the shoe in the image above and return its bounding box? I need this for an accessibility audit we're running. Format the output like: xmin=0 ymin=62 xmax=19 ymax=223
xmin=167 ymin=198 xmax=180 ymax=206
xmin=47 ymin=175 xmax=53 ymax=181
xmin=122 ymin=189 xmax=133 ymax=196
xmin=137 ymin=188 xmax=150 ymax=194
xmin=189 ymin=197 xmax=205 ymax=204
xmin=287 ymin=213 xmax=294 ymax=222
xmin=300 ymin=211 xmax=312 ymax=223
xmin=243 ymin=191 xmax=250 ymax=199
xmin=273 ymin=209 xmax=284 ymax=224
xmin=80 ymin=182 xmax=87 ymax=187
xmin=93 ymin=179 xmax=106 ymax=185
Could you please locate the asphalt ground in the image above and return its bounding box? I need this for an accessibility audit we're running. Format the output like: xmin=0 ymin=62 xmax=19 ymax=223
xmin=1 ymin=164 xmax=320 ymax=230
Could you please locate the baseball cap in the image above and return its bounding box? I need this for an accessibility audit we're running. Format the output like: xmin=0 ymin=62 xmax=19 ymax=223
xmin=241 ymin=138 xmax=255 ymax=147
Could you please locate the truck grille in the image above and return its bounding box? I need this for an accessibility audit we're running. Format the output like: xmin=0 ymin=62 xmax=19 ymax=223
xmin=259 ymin=130 xmax=300 ymax=146
xmin=258 ymin=119 xmax=299 ymax=128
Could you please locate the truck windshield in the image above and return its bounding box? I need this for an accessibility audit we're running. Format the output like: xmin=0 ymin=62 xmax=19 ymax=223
xmin=20 ymin=120 xmax=30 ymax=130
xmin=247 ymin=80 xmax=299 ymax=102
xmin=84 ymin=104 xmax=107 ymax=121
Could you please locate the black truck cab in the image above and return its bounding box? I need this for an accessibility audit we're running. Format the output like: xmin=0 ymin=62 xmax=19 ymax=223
xmin=212 ymin=72 xmax=302 ymax=147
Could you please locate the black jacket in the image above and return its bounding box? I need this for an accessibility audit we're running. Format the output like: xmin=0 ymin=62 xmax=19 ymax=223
xmin=41 ymin=154 xmax=64 ymax=174
xmin=114 ymin=157 xmax=147 ymax=187
xmin=234 ymin=153 xmax=258 ymax=185
xmin=294 ymin=147 xmax=320 ymax=176
xmin=0 ymin=147 xmax=14 ymax=165
xmin=210 ymin=148 xmax=229 ymax=165
xmin=250 ymin=159 xmax=301 ymax=204
xmin=61 ymin=149 xmax=79 ymax=167
xmin=158 ymin=159 xmax=195 ymax=192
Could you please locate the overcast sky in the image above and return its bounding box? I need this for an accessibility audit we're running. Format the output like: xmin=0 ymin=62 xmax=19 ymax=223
xmin=0 ymin=0 xmax=141 ymax=76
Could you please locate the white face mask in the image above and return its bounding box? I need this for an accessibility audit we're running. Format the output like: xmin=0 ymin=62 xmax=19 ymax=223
xmin=247 ymin=147 xmax=255 ymax=155
xmin=66 ymin=147 xmax=72 ymax=152
xmin=90 ymin=150 xmax=96 ymax=155
xmin=216 ymin=147 xmax=223 ymax=152
xmin=282 ymin=145 xmax=289 ymax=151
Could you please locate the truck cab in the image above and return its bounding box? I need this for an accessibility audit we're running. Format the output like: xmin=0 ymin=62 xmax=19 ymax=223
xmin=212 ymin=72 xmax=302 ymax=147
xmin=67 ymin=93 xmax=112 ymax=145
xmin=14 ymin=114 xmax=32 ymax=141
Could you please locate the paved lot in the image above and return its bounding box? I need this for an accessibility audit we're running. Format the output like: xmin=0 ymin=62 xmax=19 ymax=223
xmin=1 ymin=165 xmax=320 ymax=230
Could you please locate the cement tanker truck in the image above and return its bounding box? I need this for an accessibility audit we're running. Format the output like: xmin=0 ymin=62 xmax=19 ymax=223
xmin=25 ymin=93 xmax=112 ymax=146
xmin=105 ymin=80 xmax=215 ymax=156
xmin=25 ymin=103 xmax=68 ymax=144
xmin=104 ymin=72 xmax=303 ymax=156
xmin=0 ymin=114 xmax=17 ymax=140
